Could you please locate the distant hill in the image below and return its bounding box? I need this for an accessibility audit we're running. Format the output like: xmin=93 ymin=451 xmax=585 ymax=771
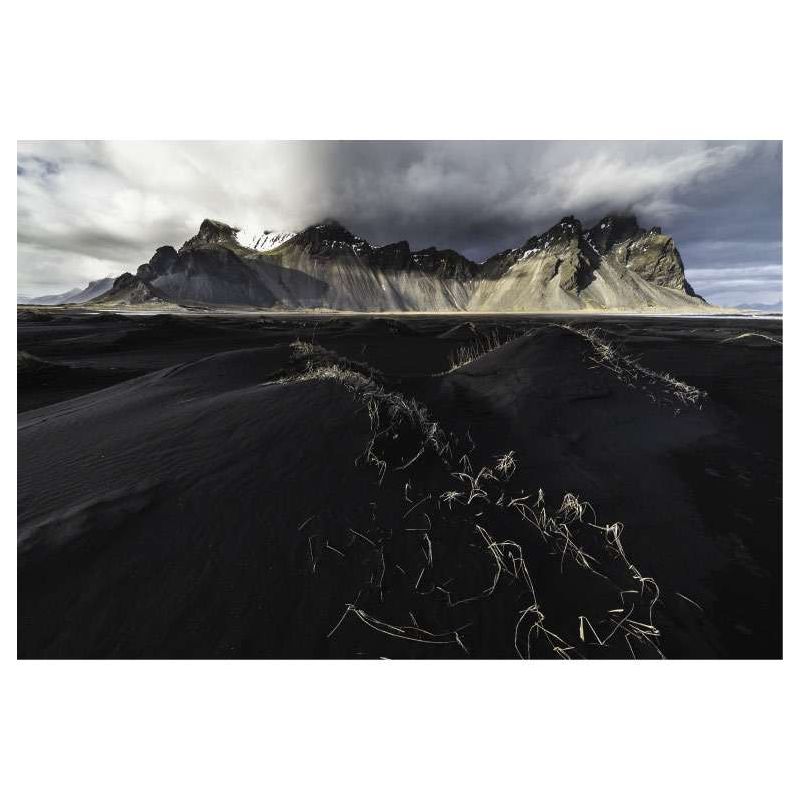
xmin=25 ymin=277 xmax=114 ymax=306
xmin=735 ymin=301 xmax=782 ymax=313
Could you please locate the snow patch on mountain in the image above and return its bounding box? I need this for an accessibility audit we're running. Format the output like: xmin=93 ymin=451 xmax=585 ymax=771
xmin=235 ymin=228 xmax=297 ymax=252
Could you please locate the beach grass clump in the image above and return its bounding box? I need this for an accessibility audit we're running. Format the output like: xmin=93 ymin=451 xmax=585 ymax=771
xmin=444 ymin=328 xmax=519 ymax=372
xmin=561 ymin=324 xmax=708 ymax=410
xmin=283 ymin=340 xmax=453 ymax=482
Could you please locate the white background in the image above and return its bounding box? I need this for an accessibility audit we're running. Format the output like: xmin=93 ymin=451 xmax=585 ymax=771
xmin=3 ymin=2 xmax=795 ymax=798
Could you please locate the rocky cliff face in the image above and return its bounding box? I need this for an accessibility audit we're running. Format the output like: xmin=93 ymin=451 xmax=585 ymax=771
xmin=97 ymin=272 xmax=167 ymax=305
xmin=469 ymin=215 xmax=703 ymax=312
xmin=90 ymin=214 xmax=707 ymax=312
xmin=585 ymin=214 xmax=698 ymax=295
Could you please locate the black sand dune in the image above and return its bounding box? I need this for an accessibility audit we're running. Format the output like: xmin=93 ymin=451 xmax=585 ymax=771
xmin=18 ymin=312 xmax=782 ymax=658
xmin=18 ymin=350 xmax=143 ymax=413
xmin=438 ymin=321 xmax=478 ymax=339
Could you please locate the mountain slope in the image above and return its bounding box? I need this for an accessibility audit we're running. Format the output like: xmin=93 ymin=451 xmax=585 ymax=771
xmin=469 ymin=215 xmax=705 ymax=312
xmin=91 ymin=272 xmax=171 ymax=306
xmin=261 ymin=220 xmax=478 ymax=310
xmin=24 ymin=277 xmax=115 ymax=306
xmin=133 ymin=222 xmax=328 ymax=308
xmin=87 ymin=214 xmax=708 ymax=312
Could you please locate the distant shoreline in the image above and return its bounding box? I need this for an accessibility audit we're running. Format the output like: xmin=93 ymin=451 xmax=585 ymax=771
xmin=17 ymin=303 xmax=781 ymax=321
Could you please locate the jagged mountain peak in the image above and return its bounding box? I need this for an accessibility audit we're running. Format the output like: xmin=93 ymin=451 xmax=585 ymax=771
xmin=182 ymin=219 xmax=299 ymax=254
xmin=112 ymin=272 xmax=139 ymax=289
xmin=315 ymin=217 xmax=350 ymax=231
xmin=502 ymin=215 xmax=583 ymax=264
xmin=528 ymin=215 xmax=584 ymax=252
xmin=193 ymin=218 xmax=239 ymax=244
xmin=93 ymin=271 xmax=165 ymax=305
xmin=586 ymin=213 xmax=643 ymax=253
xmin=281 ymin=218 xmax=373 ymax=257
xmin=137 ymin=246 xmax=179 ymax=281
xmin=303 ymin=218 xmax=358 ymax=241
xmin=548 ymin=215 xmax=583 ymax=237
xmin=555 ymin=214 xmax=582 ymax=230
xmin=593 ymin=212 xmax=640 ymax=229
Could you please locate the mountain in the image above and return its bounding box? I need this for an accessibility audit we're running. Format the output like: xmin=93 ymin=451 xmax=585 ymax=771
xmin=735 ymin=301 xmax=782 ymax=313
xmin=95 ymin=272 xmax=169 ymax=306
xmin=89 ymin=214 xmax=708 ymax=312
xmin=23 ymin=287 xmax=82 ymax=305
xmin=24 ymin=277 xmax=115 ymax=306
xmin=469 ymin=215 xmax=702 ymax=312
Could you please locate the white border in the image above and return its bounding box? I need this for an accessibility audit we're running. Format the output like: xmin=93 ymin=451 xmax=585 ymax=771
xmin=4 ymin=2 xmax=794 ymax=799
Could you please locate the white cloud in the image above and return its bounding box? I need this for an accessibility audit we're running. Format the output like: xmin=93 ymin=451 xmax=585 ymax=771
xmin=17 ymin=140 xmax=781 ymax=305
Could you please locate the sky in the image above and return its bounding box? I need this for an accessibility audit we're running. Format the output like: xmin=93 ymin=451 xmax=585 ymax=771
xmin=17 ymin=140 xmax=782 ymax=307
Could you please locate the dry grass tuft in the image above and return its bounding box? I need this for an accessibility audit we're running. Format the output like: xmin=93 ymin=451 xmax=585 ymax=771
xmin=444 ymin=328 xmax=519 ymax=372
xmin=560 ymin=325 xmax=708 ymax=411
xmin=281 ymin=340 xmax=453 ymax=483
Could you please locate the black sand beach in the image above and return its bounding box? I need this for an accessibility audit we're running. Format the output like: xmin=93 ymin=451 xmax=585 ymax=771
xmin=17 ymin=310 xmax=782 ymax=658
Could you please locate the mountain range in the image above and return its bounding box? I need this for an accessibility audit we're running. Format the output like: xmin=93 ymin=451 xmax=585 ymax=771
xmin=27 ymin=214 xmax=709 ymax=312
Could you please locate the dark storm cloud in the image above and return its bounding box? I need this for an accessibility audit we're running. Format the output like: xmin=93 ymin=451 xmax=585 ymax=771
xmin=17 ymin=140 xmax=781 ymax=305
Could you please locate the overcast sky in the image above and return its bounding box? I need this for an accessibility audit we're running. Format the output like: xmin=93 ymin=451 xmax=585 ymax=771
xmin=17 ymin=140 xmax=782 ymax=306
